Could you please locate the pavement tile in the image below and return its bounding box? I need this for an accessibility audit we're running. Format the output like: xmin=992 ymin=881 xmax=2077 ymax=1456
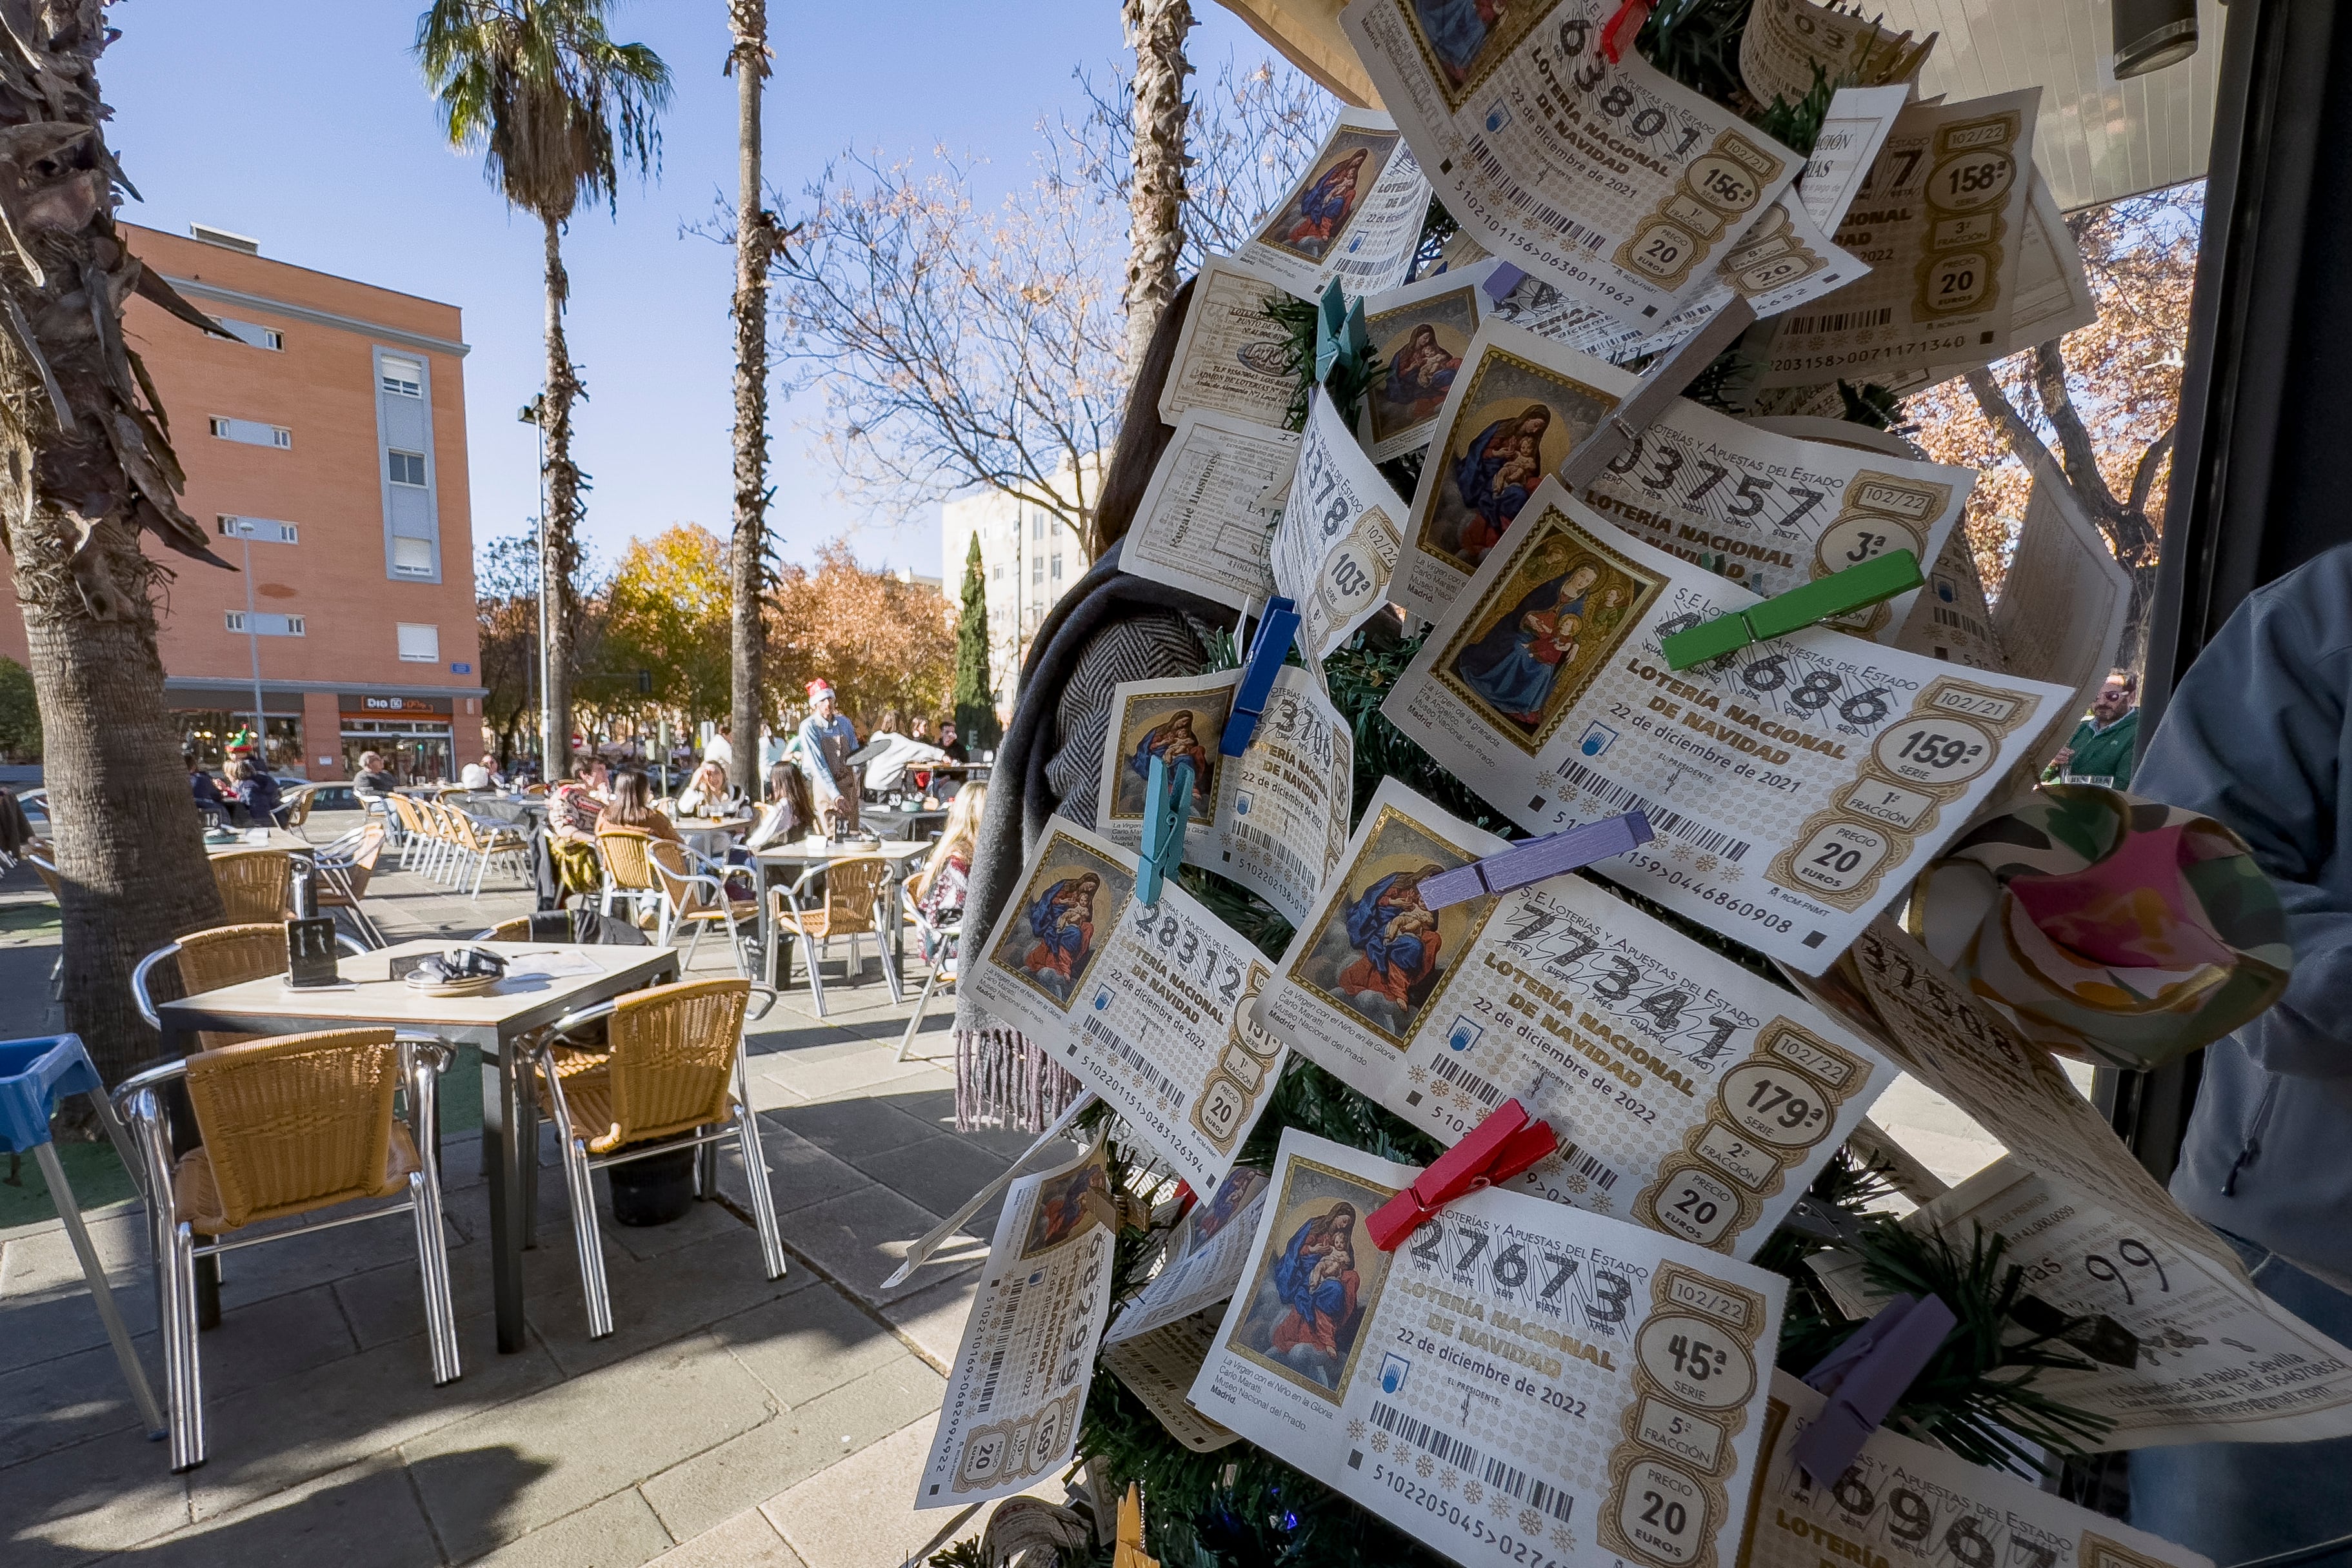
xmin=123 ymin=1454 xmax=441 ymax=1568
xmin=770 ymin=1186 xmax=982 ymax=1309
xmin=758 ymin=1097 xmax=942 ymax=1166
xmin=647 ymin=1505 xmax=806 ymax=1568
xmin=524 ymin=1226 xmax=812 ymax=1379
xmin=186 ymin=1311 xmax=566 ymax=1522
xmin=468 ymin=1485 xmax=676 ymax=1568
xmin=759 ymin=1049 xmax=943 ymax=1106
xmin=0 ymin=1416 xmax=191 ymax=1563
xmin=759 ymin=1411 xmax=959 ymax=1568
xmin=638 ymin=1358 xmax=943 ymax=1545
xmin=405 ymin=1331 xmax=775 ymax=1563
xmin=879 ymin=1272 xmax=979 ymax=1374
xmin=0 ymin=1209 xmax=155 ymax=1373
xmin=845 ymin=1132 xmax=1008 ymax=1220
xmin=724 ymin=1116 xmax=874 ymax=1217
xmin=711 ymin=1278 xmax=913 ymax=1407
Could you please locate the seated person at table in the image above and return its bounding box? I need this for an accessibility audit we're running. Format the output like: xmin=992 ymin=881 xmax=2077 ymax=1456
xmin=910 ymin=782 xmax=986 ymax=960
xmin=599 ymin=769 xmax=681 ymax=843
xmin=549 ymin=757 xmax=610 ymax=843
xmin=352 ymin=750 xmax=398 ymax=799
xmin=676 ymin=760 xmax=731 ymax=818
xmin=746 ymin=762 xmax=817 ymax=852
xmin=230 ymin=755 xmax=282 ymax=828
xmin=459 ymin=754 xmax=495 ymax=791
xmin=188 ymin=751 xmax=228 ymax=819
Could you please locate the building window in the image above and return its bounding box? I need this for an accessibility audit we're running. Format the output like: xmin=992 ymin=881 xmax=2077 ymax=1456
xmin=1032 ymin=513 xmax=1044 ymax=540
xmin=217 ymin=515 xmax=299 ymax=544
xmin=387 ymin=449 xmax=427 ymax=486
xmin=210 ymin=318 xmax=283 ymax=351
xmin=1031 ymin=555 xmax=1044 ymax=586
xmin=225 ymin=611 xmax=304 ymax=636
xmin=379 ymin=356 xmax=424 ymax=397
xmin=210 ymin=416 xmax=290 ymax=449
xmin=390 ymin=536 xmax=434 ymax=577
xmin=1050 ymin=553 xmax=1063 ymax=581
xmin=396 ymin=623 xmax=440 ymax=662
xmin=992 ymin=564 xmax=1004 ymax=581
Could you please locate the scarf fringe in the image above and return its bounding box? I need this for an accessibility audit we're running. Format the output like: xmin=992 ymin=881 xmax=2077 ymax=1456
xmin=956 ymin=1023 xmax=1082 ymax=1133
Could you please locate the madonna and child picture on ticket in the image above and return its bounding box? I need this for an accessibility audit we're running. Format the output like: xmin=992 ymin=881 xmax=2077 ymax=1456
xmin=988 ymin=834 xmax=1133 ymax=1011
xmin=1291 ymin=801 xmax=1493 ymax=1049
xmin=1224 ymin=1155 xmax=1398 ymax=1402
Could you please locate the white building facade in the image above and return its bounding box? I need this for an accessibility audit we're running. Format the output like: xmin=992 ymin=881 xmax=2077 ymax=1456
xmin=940 ymin=478 xmax=1091 ymax=722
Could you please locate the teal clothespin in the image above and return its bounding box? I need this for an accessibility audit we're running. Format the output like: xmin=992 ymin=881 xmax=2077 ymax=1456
xmin=1314 ymin=278 xmax=1369 ymax=386
xmin=1662 ymin=549 xmax=1924 ymax=671
xmin=1135 ymin=753 xmax=1195 ymax=908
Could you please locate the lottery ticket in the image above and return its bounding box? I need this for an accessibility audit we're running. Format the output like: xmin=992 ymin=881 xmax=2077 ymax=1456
xmin=1642 ymin=188 xmax=1871 ymax=344
xmin=1344 ymin=0 xmax=1806 ymax=331
xmin=1191 ymin=1127 xmax=1788 ymax=1568
xmin=1889 ymin=527 xmax=2005 ymax=675
xmin=1571 ymin=384 xmax=1975 ymax=640
xmin=1760 ymin=91 xmax=2042 ymax=390
xmin=1123 ymin=409 xmax=1299 ymax=613
xmin=1382 ymin=483 xmax=2071 ymax=971
xmin=1256 ymin=777 xmax=1893 ymax=1260
xmin=1094 ymin=662 xmax=1354 ymax=927
xmin=1161 ymin=253 xmax=1309 ymax=429
xmin=917 ymin=1143 xmax=1117 ymax=1507
xmin=1736 ymin=0 xmax=1929 ymax=115
xmin=1279 ymin=392 xmax=1410 ymax=662
xmin=1362 ymin=266 xmax=1493 ymax=460
xmin=1739 ymin=1371 xmax=2213 ymax=1568
xmin=1238 ymin=106 xmax=1433 ymax=301
xmin=1791 ymin=87 xmax=1909 ymax=234
xmin=1108 ymin=1167 xmax=1272 ymax=1345
xmin=1399 ymin=319 xmax=1633 ymax=627
xmin=967 ymin=815 xmax=1287 ymax=1193
xmin=1931 ymin=171 xmax=2095 ymax=377
xmin=1905 ymin=1158 xmax=2352 ymax=1447
xmin=1985 ymin=461 xmax=2133 ymax=783
xmin=1102 ymin=1310 xmax=1243 ymax=1453
xmin=1483 ymin=267 xmax=1657 ymax=364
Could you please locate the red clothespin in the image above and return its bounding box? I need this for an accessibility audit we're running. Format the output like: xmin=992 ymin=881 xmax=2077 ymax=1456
xmin=1793 ymin=1292 xmax=1958 ymax=1484
xmin=1368 ymin=1098 xmax=1560 ymax=1250
xmin=1600 ymin=1 xmax=1653 ymax=63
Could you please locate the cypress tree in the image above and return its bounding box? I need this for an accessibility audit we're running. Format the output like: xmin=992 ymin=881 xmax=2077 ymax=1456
xmin=953 ymin=534 xmax=1001 ymax=749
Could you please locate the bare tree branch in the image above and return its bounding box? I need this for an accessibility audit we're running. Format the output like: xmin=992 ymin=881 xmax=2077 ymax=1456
xmin=2128 ymin=424 xmax=2177 ymax=517
xmin=2029 ymin=340 xmax=2118 ymax=511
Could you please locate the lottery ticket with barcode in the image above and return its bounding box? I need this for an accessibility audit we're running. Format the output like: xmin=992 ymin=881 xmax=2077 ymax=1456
xmin=1108 ymin=1166 xmax=1271 ymax=1345
xmin=1344 ymin=0 xmax=1805 ymax=331
xmin=1093 ymin=662 xmax=1353 ymax=927
xmin=1255 ymin=777 xmax=1891 ymax=1260
xmin=1124 ymin=409 xmax=1298 ymax=614
xmin=967 ymin=815 xmax=1287 ymax=1192
xmin=1278 ymin=392 xmax=1410 ymax=664
xmin=1102 ymin=1309 xmax=1242 ymax=1453
xmin=1737 ymin=0 xmax=1928 ymax=115
xmin=1162 ymin=254 xmax=1309 ymax=430
xmin=1238 ymin=106 xmax=1433 ymax=301
xmin=917 ymin=1144 xmax=1117 ymax=1507
xmin=1381 ymin=482 xmax=2071 ymax=972
xmin=1191 ymin=1127 xmax=1787 ymax=1568
xmin=1570 ymin=388 xmax=1975 ymax=639
xmin=1760 ymin=90 xmax=2042 ymax=389
xmin=1904 ymin=1158 xmax=2352 ymax=1447
xmin=1742 ymin=1371 xmax=2212 ymax=1568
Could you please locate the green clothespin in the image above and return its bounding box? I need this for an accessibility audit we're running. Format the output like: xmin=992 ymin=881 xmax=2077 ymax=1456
xmin=1662 ymin=549 xmax=1924 ymax=671
xmin=1314 ymin=278 xmax=1369 ymax=386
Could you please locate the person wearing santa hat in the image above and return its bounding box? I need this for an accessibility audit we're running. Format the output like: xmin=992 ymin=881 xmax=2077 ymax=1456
xmin=796 ymin=679 xmax=862 ymax=833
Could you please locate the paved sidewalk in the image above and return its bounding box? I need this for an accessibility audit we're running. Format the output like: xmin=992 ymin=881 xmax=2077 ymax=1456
xmin=1 ymin=831 xmax=1041 ymax=1567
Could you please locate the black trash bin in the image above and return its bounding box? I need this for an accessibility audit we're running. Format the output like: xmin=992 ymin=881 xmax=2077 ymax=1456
xmin=606 ymin=1146 xmax=695 ymax=1226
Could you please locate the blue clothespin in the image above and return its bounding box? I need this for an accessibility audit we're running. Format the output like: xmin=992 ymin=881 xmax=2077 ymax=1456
xmin=1219 ymin=597 xmax=1302 ymax=758
xmin=1314 ymin=279 xmax=1369 ymax=386
xmin=1793 ymin=1292 xmax=1957 ymax=1484
xmin=1135 ymin=752 xmax=1195 ymax=908
xmin=1418 ymin=812 xmax=1654 ymax=911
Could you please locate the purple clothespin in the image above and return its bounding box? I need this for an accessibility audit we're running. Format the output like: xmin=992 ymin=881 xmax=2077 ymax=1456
xmin=1793 ymin=1292 xmax=1957 ymax=1485
xmin=1419 ymin=812 xmax=1653 ymax=911
xmin=1483 ymin=263 xmax=1527 ymax=304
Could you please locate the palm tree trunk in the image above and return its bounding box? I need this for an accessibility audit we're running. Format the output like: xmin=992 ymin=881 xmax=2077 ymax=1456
xmin=728 ymin=1 xmax=776 ymax=776
xmin=1122 ymin=0 xmax=1194 ymax=370
xmin=540 ymin=212 xmax=583 ymax=772
xmin=0 ymin=3 xmax=226 ymax=1089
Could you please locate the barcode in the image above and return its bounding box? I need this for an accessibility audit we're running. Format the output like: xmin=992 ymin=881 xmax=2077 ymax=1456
xmin=975 ymin=1276 xmax=1028 ymax=1414
xmin=1371 ymin=1400 xmax=1484 ymax=1472
xmin=1555 ymin=761 xmax=1751 ymax=862
xmin=1483 ymin=1453 xmax=1530 ymax=1500
xmin=1933 ymin=606 xmax=1988 ymax=635
xmin=1781 ymin=306 xmax=1895 ymax=334
xmin=1434 ymin=1054 xmax=1503 ymax=1108
xmin=1557 ymin=1140 xmax=1619 ymax=1192
xmin=1084 ymin=1015 xmax=1180 ymax=1103
xmin=1231 ymin=820 xmax=1316 ymax=893
xmin=1531 ymin=1479 xmax=1576 ymax=1522
xmin=1465 ymin=137 xmax=1608 ymax=252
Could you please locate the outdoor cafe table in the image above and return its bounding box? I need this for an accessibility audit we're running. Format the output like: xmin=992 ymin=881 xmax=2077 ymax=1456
xmin=202 ymin=828 xmax=313 ymax=857
xmin=750 ymin=837 xmax=932 ymax=989
xmin=156 ymin=938 xmax=680 ymax=1354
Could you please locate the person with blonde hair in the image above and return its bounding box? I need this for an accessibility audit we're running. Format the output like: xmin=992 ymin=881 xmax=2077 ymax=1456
xmin=912 ymin=782 xmax=986 ymax=956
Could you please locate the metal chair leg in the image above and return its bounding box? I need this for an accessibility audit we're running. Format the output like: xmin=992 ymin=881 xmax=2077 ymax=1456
xmin=408 ymin=1170 xmax=463 ymax=1384
xmin=31 ymin=1142 xmax=164 ymax=1438
xmin=682 ymin=917 xmax=706 ymax=972
xmin=896 ymin=965 xmax=944 ymax=1062
xmin=736 ymin=1102 xmax=788 ymax=1280
xmin=801 ymin=933 xmax=828 ymax=1017
xmin=560 ymin=1133 xmax=614 ymax=1338
xmin=162 ymin=1217 xmax=204 ymax=1471
xmin=879 ymin=928 xmax=906 ymax=1006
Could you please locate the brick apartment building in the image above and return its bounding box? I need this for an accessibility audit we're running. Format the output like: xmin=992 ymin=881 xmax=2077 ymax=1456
xmin=0 ymin=221 xmax=483 ymax=781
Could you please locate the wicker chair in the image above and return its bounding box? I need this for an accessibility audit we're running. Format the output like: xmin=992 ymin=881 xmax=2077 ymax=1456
xmin=895 ymin=882 xmax=962 ymax=1062
xmin=444 ymin=808 xmax=530 ymax=900
xmin=280 ymin=786 xmax=317 ymax=841
xmin=532 ymin=978 xmax=784 ymax=1337
xmin=113 ymin=1027 xmax=461 ymax=1470
xmin=384 ymin=793 xmax=433 ymax=873
xmin=595 ymin=826 xmax=665 ymax=926
xmin=646 ymin=839 xmax=759 ymax=976
xmin=768 ymin=855 xmax=900 ymax=1017
xmin=209 ymin=848 xmax=292 ymax=925
xmin=134 ymin=923 xmax=370 ymax=1051
xmin=314 ymin=824 xmax=388 ymax=947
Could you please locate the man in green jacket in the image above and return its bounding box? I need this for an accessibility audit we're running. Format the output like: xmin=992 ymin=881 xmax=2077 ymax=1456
xmin=2046 ymin=668 xmax=2139 ymax=786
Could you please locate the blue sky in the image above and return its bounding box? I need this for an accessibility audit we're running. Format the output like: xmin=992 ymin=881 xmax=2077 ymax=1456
xmin=103 ymin=0 xmax=1277 ymax=582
